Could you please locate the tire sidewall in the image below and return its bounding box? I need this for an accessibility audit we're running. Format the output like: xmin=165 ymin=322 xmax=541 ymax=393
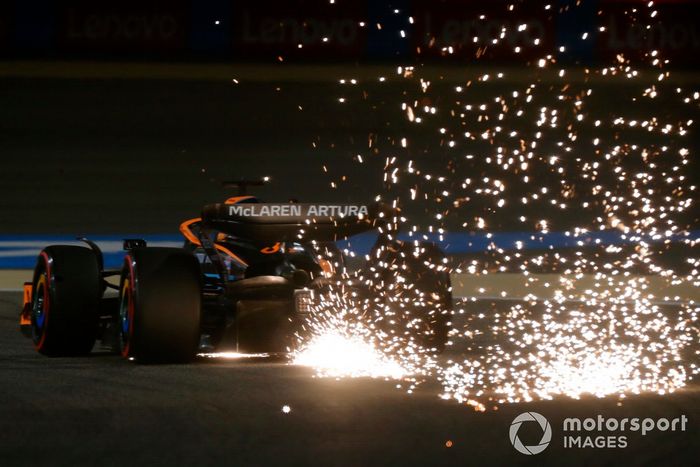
xmin=30 ymin=246 xmax=101 ymax=356
xmin=119 ymin=248 xmax=201 ymax=363
xmin=119 ymin=255 xmax=138 ymax=358
xmin=31 ymin=252 xmax=52 ymax=352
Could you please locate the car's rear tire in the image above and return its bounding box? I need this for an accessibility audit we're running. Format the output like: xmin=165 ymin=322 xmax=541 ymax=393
xmin=31 ymin=245 xmax=101 ymax=356
xmin=119 ymin=248 xmax=201 ymax=363
xmin=368 ymin=240 xmax=452 ymax=352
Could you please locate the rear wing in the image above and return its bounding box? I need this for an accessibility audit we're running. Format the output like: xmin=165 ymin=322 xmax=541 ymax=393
xmin=201 ymin=202 xmax=396 ymax=242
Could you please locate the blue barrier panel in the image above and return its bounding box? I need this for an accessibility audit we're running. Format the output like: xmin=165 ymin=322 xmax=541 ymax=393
xmin=2 ymin=231 xmax=695 ymax=269
xmin=0 ymin=235 xmax=182 ymax=269
xmin=336 ymin=230 xmax=699 ymax=257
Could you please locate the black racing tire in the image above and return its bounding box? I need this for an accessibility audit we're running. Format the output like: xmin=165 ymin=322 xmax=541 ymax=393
xmin=368 ymin=240 xmax=452 ymax=353
xmin=119 ymin=248 xmax=201 ymax=363
xmin=31 ymin=245 xmax=101 ymax=356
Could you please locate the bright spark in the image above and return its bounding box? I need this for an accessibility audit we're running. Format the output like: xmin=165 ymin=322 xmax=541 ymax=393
xmin=300 ymin=1 xmax=700 ymax=411
xmin=294 ymin=332 xmax=409 ymax=379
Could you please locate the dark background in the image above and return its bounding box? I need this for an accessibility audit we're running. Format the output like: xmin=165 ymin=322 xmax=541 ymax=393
xmin=1 ymin=3 xmax=699 ymax=466
xmin=0 ymin=0 xmax=698 ymax=236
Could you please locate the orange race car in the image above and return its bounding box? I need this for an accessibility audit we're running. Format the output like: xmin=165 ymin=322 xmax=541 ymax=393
xmin=20 ymin=181 xmax=451 ymax=362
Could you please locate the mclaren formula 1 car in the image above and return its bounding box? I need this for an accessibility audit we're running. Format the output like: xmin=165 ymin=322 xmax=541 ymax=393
xmin=20 ymin=185 xmax=452 ymax=362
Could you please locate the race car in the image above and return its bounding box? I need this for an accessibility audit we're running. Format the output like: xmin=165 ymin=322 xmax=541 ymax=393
xmin=19 ymin=183 xmax=452 ymax=363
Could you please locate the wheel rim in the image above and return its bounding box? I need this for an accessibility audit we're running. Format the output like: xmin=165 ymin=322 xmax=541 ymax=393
xmin=31 ymin=273 xmax=50 ymax=346
xmin=119 ymin=278 xmax=134 ymax=357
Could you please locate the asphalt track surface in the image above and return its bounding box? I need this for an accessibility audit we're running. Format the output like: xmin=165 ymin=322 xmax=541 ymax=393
xmin=1 ymin=292 xmax=698 ymax=467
